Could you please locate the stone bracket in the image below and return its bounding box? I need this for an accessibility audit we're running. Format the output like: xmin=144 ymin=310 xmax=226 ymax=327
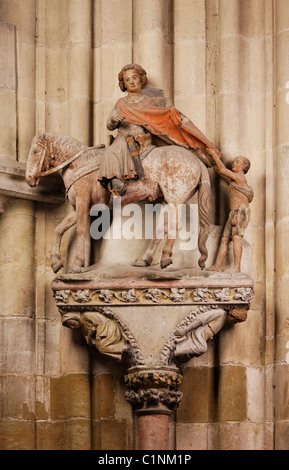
xmin=52 ymin=272 xmax=254 ymax=415
xmin=0 ymin=157 xmax=65 ymax=212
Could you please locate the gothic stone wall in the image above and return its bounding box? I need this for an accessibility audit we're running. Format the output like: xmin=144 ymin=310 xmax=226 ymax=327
xmin=0 ymin=0 xmax=289 ymax=450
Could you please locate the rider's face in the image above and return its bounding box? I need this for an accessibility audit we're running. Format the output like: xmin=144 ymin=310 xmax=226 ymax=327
xmin=123 ymin=69 xmax=142 ymax=93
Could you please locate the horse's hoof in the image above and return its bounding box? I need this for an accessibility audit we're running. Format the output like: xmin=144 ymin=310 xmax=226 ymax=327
xmin=68 ymin=265 xmax=82 ymax=273
xmin=51 ymin=260 xmax=63 ymax=273
xmin=133 ymin=258 xmax=152 ymax=267
xmin=160 ymin=258 xmax=173 ymax=269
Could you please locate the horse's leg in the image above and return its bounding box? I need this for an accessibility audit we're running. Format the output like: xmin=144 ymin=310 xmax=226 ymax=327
xmin=160 ymin=202 xmax=182 ymax=269
xmin=69 ymin=196 xmax=90 ymax=273
xmin=133 ymin=236 xmax=162 ymax=267
xmin=133 ymin=201 xmax=166 ymax=267
xmin=51 ymin=209 xmax=77 ymax=273
xmin=135 ymin=201 xmax=179 ymax=269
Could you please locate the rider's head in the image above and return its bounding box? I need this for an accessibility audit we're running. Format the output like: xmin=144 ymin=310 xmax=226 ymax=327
xmin=118 ymin=64 xmax=148 ymax=92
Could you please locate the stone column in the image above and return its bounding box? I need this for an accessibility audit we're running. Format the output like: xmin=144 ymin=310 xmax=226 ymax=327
xmin=175 ymin=0 xmax=268 ymax=451
xmin=137 ymin=414 xmax=170 ymax=451
xmin=0 ymin=0 xmax=36 ymax=159
xmin=132 ymin=0 xmax=173 ymax=105
xmin=274 ymin=0 xmax=289 ymax=450
xmin=67 ymin=0 xmax=93 ymax=144
xmin=172 ymin=1 xmax=223 ymax=450
xmin=0 ymin=0 xmax=36 ymax=450
xmin=217 ymin=0 xmax=267 ymax=449
xmin=263 ymin=0 xmax=276 ymax=449
xmin=174 ymin=0 xmax=207 ymax=128
xmin=0 ymin=21 xmax=17 ymax=160
xmin=93 ymin=0 xmax=133 ymax=146
xmin=125 ymin=367 xmax=183 ymax=450
xmin=0 ymin=198 xmax=36 ymax=449
xmin=42 ymin=0 xmax=69 ymax=134
xmin=33 ymin=0 xmax=92 ymax=449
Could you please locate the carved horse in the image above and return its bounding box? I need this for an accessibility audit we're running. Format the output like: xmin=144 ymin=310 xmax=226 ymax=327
xmin=26 ymin=131 xmax=211 ymax=273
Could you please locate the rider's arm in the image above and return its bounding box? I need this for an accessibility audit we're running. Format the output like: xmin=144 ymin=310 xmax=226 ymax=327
xmin=107 ymin=106 xmax=123 ymax=131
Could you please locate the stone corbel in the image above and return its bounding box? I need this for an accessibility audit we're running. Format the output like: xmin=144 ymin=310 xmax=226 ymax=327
xmin=160 ymin=306 xmax=228 ymax=364
xmin=60 ymin=307 xmax=145 ymax=366
xmin=56 ymin=275 xmax=253 ymax=450
xmin=60 ymin=306 xmax=185 ymax=450
xmin=0 ymin=157 xmax=65 ymax=213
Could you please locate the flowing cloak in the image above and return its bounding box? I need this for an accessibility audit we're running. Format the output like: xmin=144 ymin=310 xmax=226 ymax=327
xmin=116 ymin=98 xmax=220 ymax=157
xmin=98 ymin=95 xmax=220 ymax=184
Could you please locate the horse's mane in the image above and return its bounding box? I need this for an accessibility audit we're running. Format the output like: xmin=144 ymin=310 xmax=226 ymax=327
xmin=44 ymin=132 xmax=104 ymax=164
xmin=46 ymin=132 xmax=86 ymax=152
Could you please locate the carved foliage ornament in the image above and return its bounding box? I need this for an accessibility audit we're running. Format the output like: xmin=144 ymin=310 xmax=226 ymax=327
xmin=125 ymin=388 xmax=183 ymax=412
xmin=124 ymin=369 xmax=183 ymax=412
xmin=54 ymin=286 xmax=254 ymax=306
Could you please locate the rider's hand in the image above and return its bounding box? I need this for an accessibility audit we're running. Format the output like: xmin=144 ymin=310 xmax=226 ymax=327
xmin=112 ymin=114 xmax=126 ymax=124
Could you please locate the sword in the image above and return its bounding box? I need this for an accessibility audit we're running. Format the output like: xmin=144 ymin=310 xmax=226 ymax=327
xmin=125 ymin=135 xmax=145 ymax=180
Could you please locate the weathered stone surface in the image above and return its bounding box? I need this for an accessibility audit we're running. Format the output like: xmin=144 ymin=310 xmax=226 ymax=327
xmin=0 ymin=22 xmax=16 ymax=159
xmin=0 ymin=0 xmax=288 ymax=452
xmin=218 ymin=365 xmax=247 ymax=422
xmin=275 ymin=364 xmax=289 ymax=421
xmin=91 ymin=374 xmax=116 ymax=421
xmin=0 ymin=420 xmax=35 ymax=450
xmin=177 ymin=367 xmax=217 ymax=424
xmin=176 ymin=423 xmax=210 ymax=450
xmin=92 ymin=420 xmax=131 ymax=451
xmin=50 ymin=374 xmax=90 ymax=420
xmin=138 ymin=414 xmax=169 ymax=450
xmin=36 ymin=419 xmax=91 ymax=450
xmin=275 ymin=421 xmax=289 ymax=451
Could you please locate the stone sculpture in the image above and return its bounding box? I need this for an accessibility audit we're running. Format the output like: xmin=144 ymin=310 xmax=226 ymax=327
xmin=25 ymin=63 xmax=225 ymax=273
xmin=24 ymin=60 xmax=255 ymax=451
xmin=25 ymin=131 xmax=212 ymax=272
xmin=97 ymin=63 xmax=220 ymax=196
xmin=61 ymin=311 xmax=128 ymax=361
xmin=206 ymin=150 xmax=254 ymax=273
xmin=173 ymin=307 xmax=227 ymax=361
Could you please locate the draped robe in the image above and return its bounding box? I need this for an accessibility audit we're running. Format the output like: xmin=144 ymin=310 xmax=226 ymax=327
xmin=98 ymin=95 xmax=220 ymax=184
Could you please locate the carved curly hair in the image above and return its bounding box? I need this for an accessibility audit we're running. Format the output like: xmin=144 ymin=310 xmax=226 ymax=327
xmin=118 ymin=63 xmax=148 ymax=92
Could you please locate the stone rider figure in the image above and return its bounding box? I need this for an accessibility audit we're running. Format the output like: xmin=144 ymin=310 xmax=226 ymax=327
xmin=98 ymin=63 xmax=220 ymax=197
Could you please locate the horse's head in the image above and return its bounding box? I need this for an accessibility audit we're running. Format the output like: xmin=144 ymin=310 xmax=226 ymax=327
xmin=25 ymin=131 xmax=48 ymax=187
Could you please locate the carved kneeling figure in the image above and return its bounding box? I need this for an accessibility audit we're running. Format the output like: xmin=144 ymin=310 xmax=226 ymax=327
xmin=61 ymin=311 xmax=127 ymax=361
xmin=173 ymin=308 xmax=227 ymax=361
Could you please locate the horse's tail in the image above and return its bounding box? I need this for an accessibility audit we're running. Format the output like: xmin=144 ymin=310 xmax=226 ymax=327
xmin=197 ymin=162 xmax=211 ymax=269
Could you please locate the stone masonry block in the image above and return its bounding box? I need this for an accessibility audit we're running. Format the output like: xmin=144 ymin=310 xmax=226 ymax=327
xmin=36 ymin=419 xmax=91 ymax=450
xmin=0 ymin=420 xmax=35 ymax=450
xmin=177 ymin=366 xmax=218 ymax=423
xmin=218 ymin=365 xmax=247 ymax=422
xmin=92 ymin=420 xmax=129 ymax=451
xmin=50 ymin=374 xmax=90 ymax=420
xmin=91 ymin=374 xmax=116 ymax=421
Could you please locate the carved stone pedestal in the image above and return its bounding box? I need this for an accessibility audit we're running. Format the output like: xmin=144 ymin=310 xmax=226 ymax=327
xmin=51 ymin=267 xmax=254 ymax=450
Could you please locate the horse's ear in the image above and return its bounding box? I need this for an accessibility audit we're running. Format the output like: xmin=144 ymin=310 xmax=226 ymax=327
xmin=37 ymin=130 xmax=45 ymax=141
